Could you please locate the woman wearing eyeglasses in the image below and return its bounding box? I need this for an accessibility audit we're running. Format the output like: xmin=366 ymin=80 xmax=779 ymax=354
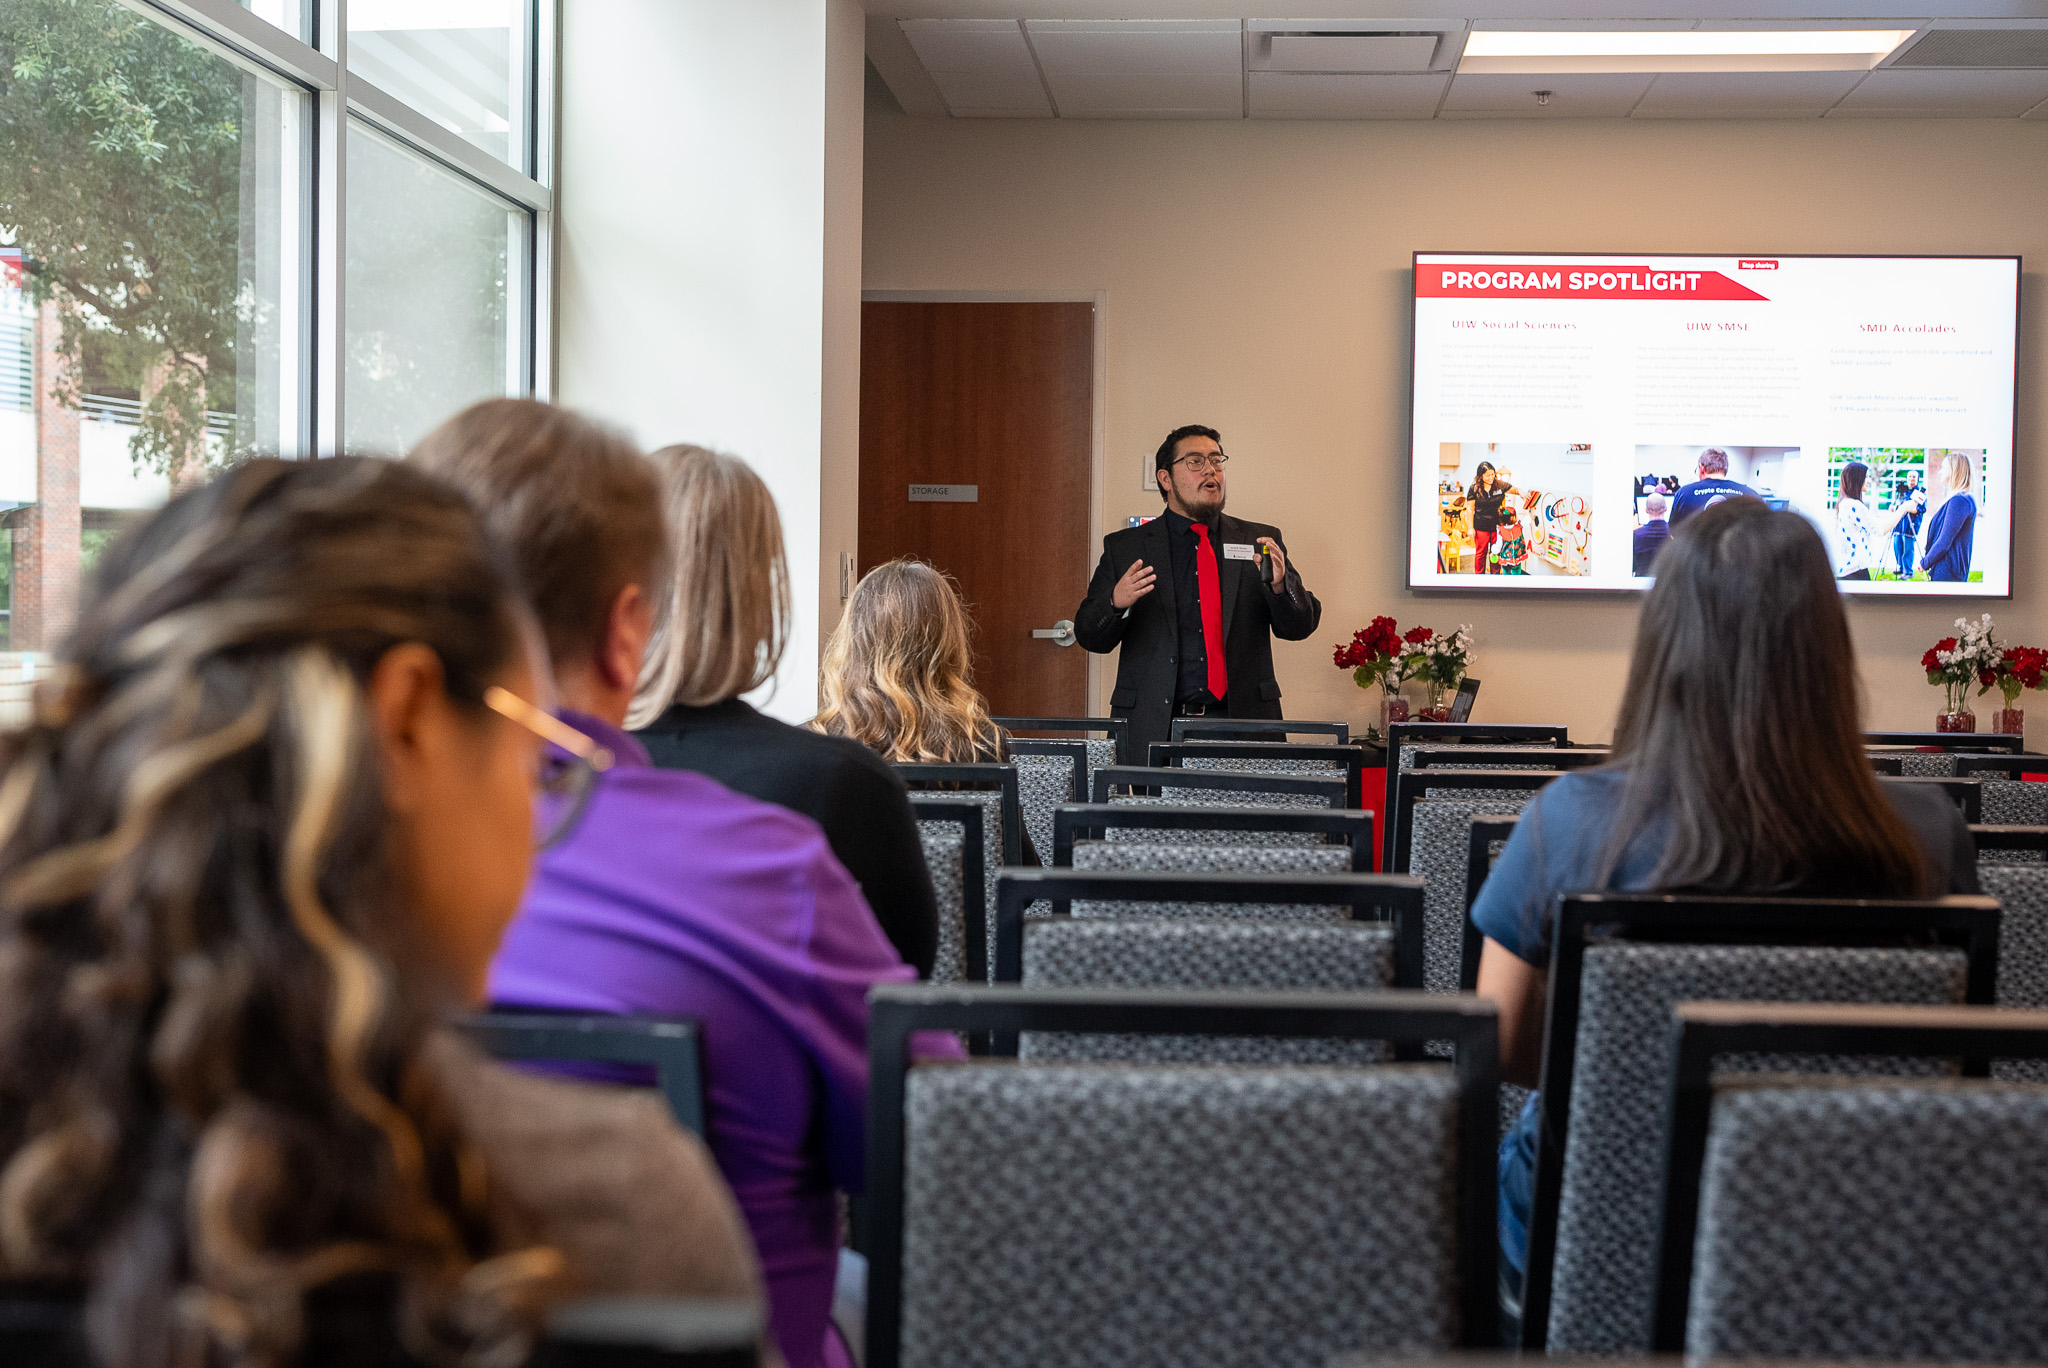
xmin=0 ymin=459 xmax=760 ymax=1368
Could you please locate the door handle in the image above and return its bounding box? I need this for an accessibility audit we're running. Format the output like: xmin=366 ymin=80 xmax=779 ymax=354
xmin=1031 ymin=619 xmax=1078 ymax=648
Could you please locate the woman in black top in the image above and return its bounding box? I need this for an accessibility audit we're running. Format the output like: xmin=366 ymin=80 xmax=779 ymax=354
xmin=1466 ymin=460 xmax=1516 ymax=574
xmin=628 ymin=445 xmax=939 ymax=977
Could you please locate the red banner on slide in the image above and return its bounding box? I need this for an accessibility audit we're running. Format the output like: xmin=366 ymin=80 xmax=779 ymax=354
xmin=1418 ymin=263 xmax=1769 ymax=302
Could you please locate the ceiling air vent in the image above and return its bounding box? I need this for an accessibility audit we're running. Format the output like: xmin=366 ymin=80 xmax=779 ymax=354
xmin=1891 ymin=27 xmax=2048 ymax=69
xmin=1253 ymin=31 xmax=1443 ymax=73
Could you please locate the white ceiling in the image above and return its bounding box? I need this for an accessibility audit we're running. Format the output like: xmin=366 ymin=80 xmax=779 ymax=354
xmin=872 ymin=14 xmax=2048 ymax=120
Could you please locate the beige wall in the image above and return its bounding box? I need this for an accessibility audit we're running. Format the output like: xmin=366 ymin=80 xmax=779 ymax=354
xmin=862 ymin=108 xmax=2048 ymax=743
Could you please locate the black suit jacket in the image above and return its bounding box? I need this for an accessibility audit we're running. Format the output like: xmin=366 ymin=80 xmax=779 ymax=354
xmin=1074 ymin=512 xmax=1320 ymax=763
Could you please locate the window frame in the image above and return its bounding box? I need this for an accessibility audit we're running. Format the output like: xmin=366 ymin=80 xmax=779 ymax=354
xmin=111 ymin=0 xmax=557 ymax=457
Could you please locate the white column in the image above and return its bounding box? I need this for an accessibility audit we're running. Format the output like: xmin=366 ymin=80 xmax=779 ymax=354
xmin=556 ymin=0 xmax=865 ymax=722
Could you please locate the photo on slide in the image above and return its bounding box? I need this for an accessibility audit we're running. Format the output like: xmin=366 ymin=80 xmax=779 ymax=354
xmin=1436 ymin=442 xmax=1592 ymax=577
xmin=1821 ymin=447 xmax=1985 ymax=584
xmin=1630 ymin=444 xmax=1796 ymax=577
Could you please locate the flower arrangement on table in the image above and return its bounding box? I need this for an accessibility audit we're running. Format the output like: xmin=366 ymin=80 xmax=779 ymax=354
xmin=1334 ymin=618 xmax=1475 ymax=735
xmin=1922 ymin=614 xmax=2003 ymax=733
xmin=1334 ymin=616 xmax=1411 ymax=734
xmin=1408 ymin=623 xmax=1475 ymax=720
xmin=1986 ymin=643 xmax=2046 ymax=739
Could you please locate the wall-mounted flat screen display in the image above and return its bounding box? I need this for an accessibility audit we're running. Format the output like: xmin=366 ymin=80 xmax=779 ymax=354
xmin=1409 ymin=253 xmax=2018 ymax=595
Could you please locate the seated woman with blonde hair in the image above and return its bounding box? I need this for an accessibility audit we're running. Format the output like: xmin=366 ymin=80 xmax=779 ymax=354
xmin=814 ymin=558 xmax=1035 ymax=859
xmin=0 ymin=458 xmax=758 ymax=1367
xmin=629 ymin=445 xmax=937 ymax=975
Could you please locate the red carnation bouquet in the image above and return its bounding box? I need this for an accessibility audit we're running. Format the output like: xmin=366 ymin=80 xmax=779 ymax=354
xmin=1334 ymin=616 xmax=1406 ymax=692
xmin=1990 ymin=645 xmax=2047 ymax=709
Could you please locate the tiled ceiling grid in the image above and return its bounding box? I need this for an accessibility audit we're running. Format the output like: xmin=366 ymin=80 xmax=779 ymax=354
xmin=883 ymin=18 xmax=2048 ymax=121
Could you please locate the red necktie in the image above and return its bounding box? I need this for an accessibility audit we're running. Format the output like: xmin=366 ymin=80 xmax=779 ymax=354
xmin=1192 ymin=523 xmax=1228 ymax=702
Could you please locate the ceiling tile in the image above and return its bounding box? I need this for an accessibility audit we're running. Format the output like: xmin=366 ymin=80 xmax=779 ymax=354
xmin=1025 ymin=19 xmax=1243 ymax=117
xmin=1248 ymin=72 xmax=1447 ymax=119
xmin=1440 ymin=73 xmax=1653 ymax=117
xmin=1832 ymin=68 xmax=2048 ymax=117
xmin=1051 ymin=73 xmax=1245 ymax=118
xmin=1631 ymin=70 xmax=1865 ymax=118
xmin=899 ymin=19 xmax=1052 ymax=117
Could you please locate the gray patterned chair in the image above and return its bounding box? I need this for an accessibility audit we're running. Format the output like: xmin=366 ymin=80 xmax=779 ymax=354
xmin=1410 ymin=797 xmax=1534 ymax=995
xmin=1983 ymin=779 xmax=2048 ymax=825
xmin=1070 ymin=839 xmax=1352 ymax=919
xmin=1054 ymin=802 xmax=1373 ymax=863
xmin=910 ymin=799 xmax=983 ymax=985
xmin=1982 ymin=862 xmax=2048 ymax=1081
xmin=911 ymin=793 xmax=999 ymax=980
xmin=1020 ymin=917 xmax=1398 ymax=1064
xmin=1522 ymin=892 xmax=2003 ymax=1356
xmin=1390 ymin=768 xmax=1561 ymax=875
xmin=1150 ymin=740 xmax=1365 ymax=807
xmin=864 ymin=984 xmax=1503 ymax=1368
xmin=1008 ymin=750 xmax=1072 ymax=868
xmin=991 ymin=868 xmax=1427 ymax=992
xmin=1650 ymin=1002 xmax=2048 ymax=1362
xmin=1093 ymin=765 xmax=1347 ymax=831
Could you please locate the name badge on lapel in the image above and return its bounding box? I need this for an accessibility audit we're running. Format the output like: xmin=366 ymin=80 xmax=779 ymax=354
xmin=1223 ymin=543 xmax=1259 ymax=562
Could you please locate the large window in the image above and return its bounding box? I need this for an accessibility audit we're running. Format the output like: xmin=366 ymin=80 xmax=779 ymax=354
xmin=0 ymin=0 xmax=553 ymax=652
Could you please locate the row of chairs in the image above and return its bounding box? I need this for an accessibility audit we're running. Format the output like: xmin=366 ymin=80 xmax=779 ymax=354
xmin=469 ymin=714 xmax=2043 ymax=1365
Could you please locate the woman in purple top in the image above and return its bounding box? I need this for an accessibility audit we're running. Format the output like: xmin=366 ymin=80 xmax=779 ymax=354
xmin=487 ymin=712 xmax=910 ymax=1368
xmin=411 ymin=399 xmax=955 ymax=1368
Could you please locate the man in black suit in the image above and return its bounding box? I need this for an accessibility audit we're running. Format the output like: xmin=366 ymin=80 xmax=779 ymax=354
xmin=1075 ymin=424 xmax=1321 ymax=763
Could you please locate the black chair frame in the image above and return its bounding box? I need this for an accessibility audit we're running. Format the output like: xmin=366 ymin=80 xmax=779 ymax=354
xmin=1391 ymin=768 xmax=1566 ymax=875
xmin=1168 ymin=716 xmax=1351 ymax=743
xmin=995 ymin=715 xmax=1133 ymax=764
xmin=462 ymin=1012 xmax=707 ymax=1136
xmin=1954 ymin=754 xmax=2048 ymax=779
xmin=1866 ymin=753 xmax=1905 ymax=775
xmin=895 ymin=762 xmax=1023 ymax=867
xmin=1404 ymin=745 xmax=1608 ymax=772
xmin=1007 ymin=738 xmax=1092 ymax=804
xmin=1146 ymin=739 xmax=1369 ymax=807
xmin=991 ymin=867 xmax=1429 ymax=997
xmin=1052 ymin=802 xmax=1372 ymax=868
xmin=1463 ymin=815 xmax=1522 ymax=991
xmin=863 ymin=983 xmax=1503 ymax=1368
xmin=1883 ymin=774 xmax=1984 ymax=822
xmin=1650 ymin=1001 xmax=2048 ymax=1354
xmin=1972 ymin=823 xmax=2048 ymax=856
xmin=1090 ymin=764 xmax=1347 ymax=808
xmin=1384 ymin=722 xmax=1573 ymax=869
xmin=1866 ymin=731 xmax=2026 ymax=752
xmin=1516 ymin=891 xmax=2004 ymax=1350
xmin=908 ymin=797 xmax=989 ymax=980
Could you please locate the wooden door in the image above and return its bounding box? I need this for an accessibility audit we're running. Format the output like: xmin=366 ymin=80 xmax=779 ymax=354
xmin=859 ymin=301 xmax=1094 ymax=717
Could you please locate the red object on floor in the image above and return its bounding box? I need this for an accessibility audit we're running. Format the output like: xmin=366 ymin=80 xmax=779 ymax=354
xmin=1361 ymin=766 xmax=1386 ymax=872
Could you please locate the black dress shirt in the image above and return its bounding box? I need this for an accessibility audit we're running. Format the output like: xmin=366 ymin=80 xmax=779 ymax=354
xmin=634 ymin=698 xmax=939 ymax=976
xmin=1163 ymin=509 xmax=1224 ymax=706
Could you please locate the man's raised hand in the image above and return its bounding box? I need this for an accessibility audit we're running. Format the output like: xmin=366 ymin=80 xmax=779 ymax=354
xmin=1111 ymin=558 xmax=1157 ymax=609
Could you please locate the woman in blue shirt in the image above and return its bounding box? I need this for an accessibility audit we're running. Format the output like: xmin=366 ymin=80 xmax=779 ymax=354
xmin=1918 ymin=450 xmax=1979 ymax=582
xmin=1472 ymin=497 xmax=1977 ymax=1299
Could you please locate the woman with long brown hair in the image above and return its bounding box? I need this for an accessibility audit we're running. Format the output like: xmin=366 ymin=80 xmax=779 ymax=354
xmin=1471 ymin=496 xmax=1974 ymax=1296
xmin=0 ymin=458 xmax=757 ymax=1366
xmin=813 ymin=559 xmax=1008 ymax=764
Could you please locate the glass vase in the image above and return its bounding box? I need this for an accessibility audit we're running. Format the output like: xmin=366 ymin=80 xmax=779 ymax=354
xmin=1378 ymin=690 xmax=1408 ymax=734
xmin=1420 ymin=681 xmax=1452 ymax=723
xmin=1936 ymin=710 xmax=1977 ymax=734
xmin=1993 ymin=708 xmax=2025 ymax=739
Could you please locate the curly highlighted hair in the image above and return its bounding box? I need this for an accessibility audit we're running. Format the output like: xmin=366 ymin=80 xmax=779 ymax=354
xmin=812 ymin=560 xmax=1005 ymax=764
xmin=0 ymin=458 xmax=561 ymax=1366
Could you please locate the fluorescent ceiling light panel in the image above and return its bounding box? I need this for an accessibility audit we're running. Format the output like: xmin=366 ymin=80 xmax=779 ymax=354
xmin=1459 ymin=28 xmax=1915 ymax=74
